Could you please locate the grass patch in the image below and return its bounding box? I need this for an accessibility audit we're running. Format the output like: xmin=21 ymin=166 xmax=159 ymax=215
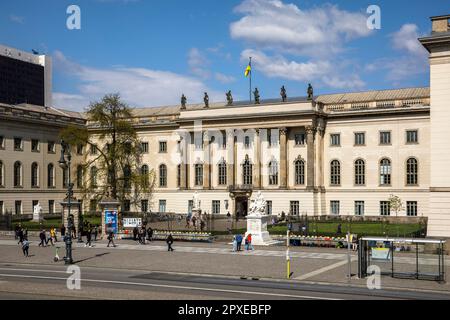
xmin=16 ymin=216 xmax=102 ymax=231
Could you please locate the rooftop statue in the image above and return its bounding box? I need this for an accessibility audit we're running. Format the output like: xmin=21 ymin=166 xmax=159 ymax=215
xmin=226 ymin=90 xmax=233 ymax=106
xmin=307 ymin=83 xmax=314 ymax=100
xmin=203 ymin=92 xmax=209 ymax=108
xmin=181 ymin=94 xmax=187 ymax=110
xmin=248 ymin=191 xmax=267 ymax=216
xmin=280 ymin=85 xmax=287 ymax=102
xmin=253 ymin=88 xmax=260 ymax=104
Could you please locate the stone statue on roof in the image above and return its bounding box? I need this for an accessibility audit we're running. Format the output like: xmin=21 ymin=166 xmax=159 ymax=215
xmin=181 ymin=94 xmax=187 ymax=110
xmin=253 ymin=88 xmax=260 ymax=104
xmin=226 ymin=90 xmax=233 ymax=106
xmin=307 ymin=83 xmax=314 ymax=100
xmin=280 ymin=85 xmax=287 ymax=102
xmin=203 ymin=92 xmax=209 ymax=108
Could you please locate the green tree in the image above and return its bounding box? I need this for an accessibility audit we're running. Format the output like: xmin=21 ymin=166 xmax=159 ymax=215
xmin=61 ymin=93 xmax=155 ymax=212
xmin=389 ymin=194 xmax=404 ymax=217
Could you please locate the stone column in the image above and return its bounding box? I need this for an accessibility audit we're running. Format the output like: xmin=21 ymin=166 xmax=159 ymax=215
xmin=226 ymin=129 xmax=235 ymax=188
xmin=203 ymin=131 xmax=211 ymax=189
xmin=306 ymin=126 xmax=316 ymax=190
xmin=186 ymin=132 xmax=191 ymax=190
xmin=254 ymin=129 xmax=261 ymax=189
xmin=279 ymin=128 xmax=288 ymax=189
xmin=61 ymin=198 xmax=81 ymax=231
xmin=179 ymin=136 xmax=187 ymax=190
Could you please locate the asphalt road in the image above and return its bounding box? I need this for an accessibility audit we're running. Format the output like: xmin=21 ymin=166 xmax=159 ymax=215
xmin=0 ymin=262 xmax=449 ymax=300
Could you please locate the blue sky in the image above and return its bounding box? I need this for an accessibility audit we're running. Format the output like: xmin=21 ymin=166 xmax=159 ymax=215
xmin=0 ymin=0 xmax=447 ymax=111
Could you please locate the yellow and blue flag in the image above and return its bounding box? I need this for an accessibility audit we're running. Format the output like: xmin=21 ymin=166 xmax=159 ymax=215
xmin=244 ymin=61 xmax=251 ymax=77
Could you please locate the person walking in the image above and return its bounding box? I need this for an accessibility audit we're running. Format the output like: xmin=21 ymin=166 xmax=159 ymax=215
xmin=22 ymin=238 xmax=30 ymax=257
xmin=60 ymin=224 xmax=66 ymax=238
xmin=14 ymin=225 xmax=19 ymax=240
xmin=133 ymin=226 xmax=138 ymax=241
xmin=94 ymin=225 xmax=98 ymax=241
xmin=38 ymin=230 xmax=46 ymax=247
xmin=245 ymin=234 xmax=254 ymax=251
xmin=141 ymin=227 xmax=146 ymax=245
xmin=235 ymin=234 xmax=243 ymax=252
xmin=107 ymin=225 xmax=116 ymax=248
xmin=166 ymin=234 xmax=174 ymax=252
xmin=200 ymin=219 xmax=205 ymax=232
xmin=232 ymin=235 xmax=237 ymax=252
xmin=50 ymin=227 xmax=57 ymax=243
xmin=17 ymin=227 xmax=24 ymax=245
xmin=85 ymin=226 xmax=92 ymax=247
xmin=185 ymin=215 xmax=191 ymax=229
xmin=46 ymin=229 xmax=54 ymax=246
xmin=147 ymin=227 xmax=153 ymax=242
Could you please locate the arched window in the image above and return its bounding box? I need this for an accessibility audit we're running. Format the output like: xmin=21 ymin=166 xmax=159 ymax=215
xmin=159 ymin=164 xmax=167 ymax=187
xmin=268 ymin=160 xmax=279 ymax=185
xmin=123 ymin=165 xmax=132 ymax=189
xmin=13 ymin=161 xmax=22 ymax=187
xmin=406 ymin=158 xmax=418 ymax=185
xmin=62 ymin=167 xmax=69 ymax=188
xmin=90 ymin=166 xmax=98 ymax=188
xmin=380 ymin=158 xmax=391 ymax=185
xmin=31 ymin=162 xmax=39 ymax=187
xmin=330 ymin=160 xmax=341 ymax=186
xmin=242 ymin=156 xmax=253 ymax=186
xmin=294 ymin=159 xmax=305 ymax=185
xmin=141 ymin=165 xmax=149 ymax=188
xmin=0 ymin=160 xmax=4 ymax=187
xmin=194 ymin=163 xmax=203 ymax=186
xmin=47 ymin=163 xmax=55 ymax=188
xmin=76 ymin=165 xmax=83 ymax=188
xmin=218 ymin=160 xmax=227 ymax=185
xmin=354 ymin=159 xmax=366 ymax=186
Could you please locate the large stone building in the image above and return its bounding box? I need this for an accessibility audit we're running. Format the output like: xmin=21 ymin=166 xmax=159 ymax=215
xmin=0 ymin=14 xmax=450 ymax=237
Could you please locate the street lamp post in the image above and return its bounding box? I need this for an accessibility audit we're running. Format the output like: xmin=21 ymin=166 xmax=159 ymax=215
xmin=59 ymin=140 xmax=74 ymax=264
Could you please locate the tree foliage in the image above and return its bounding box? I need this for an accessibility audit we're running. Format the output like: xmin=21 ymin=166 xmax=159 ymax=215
xmin=60 ymin=93 xmax=155 ymax=211
xmin=389 ymin=194 xmax=404 ymax=217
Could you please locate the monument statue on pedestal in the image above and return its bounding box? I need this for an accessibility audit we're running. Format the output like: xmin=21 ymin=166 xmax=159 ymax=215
xmin=33 ymin=202 xmax=43 ymax=222
xmin=248 ymin=191 xmax=267 ymax=216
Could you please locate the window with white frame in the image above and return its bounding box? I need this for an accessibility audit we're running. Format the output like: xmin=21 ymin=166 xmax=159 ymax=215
xmin=159 ymin=200 xmax=167 ymax=213
xmin=242 ymin=157 xmax=253 ymax=185
xmin=159 ymin=164 xmax=167 ymax=187
xmin=13 ymin=161 xmax=22 ymax=187
xmin=266 ymin=201 xmax=272 ymax=215
xmin=380 ymin=158 xmax=391 ymax=185
xmin=380 ymin=131 xmax=391 ymax=145
xmin=195 ymin=164 xmax=203 ymax=186
xmin=15 ymin=201 xmax=22 ymax=215
xmin=406 ymin=158 xmax=418 ymax=185
xmin=14 ymin=137 xmax=23 ymax=151
xmin=380 ymin=201 xmax=391 ymax=216
xmin=331 ymin=201 xmax=340 ymax=215
xmin=406 ymin=130 xmax=418 ymax=144
xmin=141 ymin=142 xmax=149 ymax=153
xmin=159 ymin=141 xmax=167 ymax=153
xmin=354 ymin=159 xmax=365 ymax=186
xmin=294 ymin=133 xmax=306 ymax=146
xmin=330 ymin=134 xmax=341 ymax=146
xmin=218 ymin=160 xmax=227 ymax=185
xmin=330 ymin=160 xmax=341 ymax=186
xmin=141 ymin=200 xmax=149 ymax=213
xmin=47 ymin=163 xmax=55 ymax=188
xmin=294 ymin=159 xmax=305 ymax=185
xmin=407 ymin=201 xmax=418 ymax=217
xmin=290 ymin=201 xmax=299 ymax=215
xmin=268 ymin=160 xmax=279 ymax=185
xmin=355 ymin=201 xmax=365 ymax=216
xmin=31 ymin=162 xmax=39 ymax=187
xmin=212 ymin=200 xmax=221 ymax=214
xmin=47 ymin=141 xmax=56 ymax=153
xmin=354 ymin=132 xmax=365 ymax=146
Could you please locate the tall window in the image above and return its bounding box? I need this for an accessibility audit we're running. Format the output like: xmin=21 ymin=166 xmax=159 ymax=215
xmin=159 ymin=200 xmax=167 ymax=213
xmin=406 ymin=130 xmax=418 ymax=144
xmin=15 ymin=201 xmax=22 ymax=215
xmin=380 ymin=158 xmax=391 ymax=185
xmin=47 ymin=164 xmax=55 ymax=188
xmin=330 ymin=160 xmax=341 ymax=186
xmin=355 ymin=201 xmax=365 ymax=216
xmin=330 ymin=134 xmax=341 ymax=146
xmin=354 ymin=159 xmax=365 ymax=186
xmin=159 ymin=141 xmax=167 ymax=153
xmin=123 ymin=165 xmax=132 ymax=189
xmin=177 ymin=164 xmax=181 ymax=187
xmin=244 ymin=136 xmax=251 ymax=148
xmin=266 ymin=201 xmax=273 ymax=215
xmin=380 ymin=201 xmax=391 ymax=216
xmin=380 ymin=131 xmax=391 ymax=145
xmin=294 ymin=159 xmax=305 ymax=185
xmin=290 ymin=201 xmax=300 ymax=215
xmin=31 ymin=139 xmax=39 ymax=152
xmin=62 ymin=167 xmax=69 ymax=188
xmin=407 ymin=201 xmax=418 ymax=216
xmin=212 ymin=200 xmax=221 ymax=214
xmin=195 ymin=164 xmax=203 ymax=186
xmin=0 ymin=160 xmax=4 ymax=187
xmin=141 ymin=200 xmax=149 ymax=213
xmin=76 ymin=144 xmax=83 ymax=155
xmin=242 ymin=157 xmax=253 ymax=185
xmin=159 ymin=164 xmax=167 ymax=187
xmin=331 ymin=201 xmax=340 ymax=215
xmin=140 ymin=142 xmax=149 ymax=154
xmin=31 ymin=162 xmax=39 ymax=187
xmin=48 ymin=200 xmax=55 ymax=215
xmin=268 ymin=160 xmax=279 ymax=185
xmin=141 ymin=165 xmax=149 ymax=188
xmin=48 ymin=141 xmax=56 ymax=153
xmin=90 ymin=166 xmax=98 ymax=188
xmin=294 ymin=133 xmax=306 ymax=146
xmin=0 ymin=201 xmax=4 ymax=215
xmin=77 ymin=166 xmax=83 ymax=188
xmin=218 ymin=160 xmax=227 ymax=185
xmin=0 ymin=136 xmax=4 ymax=149
xmin=354 ymin=132 xmax=365 ymax=146
xmin=14 ymin=137 xmax=23 ymax=151
xmin=406 ymin=158 xmax=418 ymax=185
xmin=90 ymin=144 xmax=98 ymax=155
xmin=13 ymin=161 xmax=22 ymax=187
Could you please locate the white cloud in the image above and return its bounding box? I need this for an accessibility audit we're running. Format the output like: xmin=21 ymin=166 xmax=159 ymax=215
xmin=230 ymin=0 xmax=372 ymax=57
xmin=241 ymin=49 xmax=365 ymax=90
xmin=9 ymin=14 xmax=25 ymax=24
xmin=53 ymin=51 xmax=222 ymax=111
xmin=391 ymin=24 xmax=428 ymax=57
xmin=188 ymin=48 xmax=211 ymax=79
xmin=215 ymin=73 xmax=236 ymax=84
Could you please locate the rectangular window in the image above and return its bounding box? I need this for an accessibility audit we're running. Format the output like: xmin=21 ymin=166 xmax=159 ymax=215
xmin=141 ymin=142 xmax=149 ymax=153
xmin=407 ymin=201 xmax=418 ymax=217
xmin=244 ymin=136 xmax=251 ymax=148
xmin=295 ymin=133 xmax=306 ymax=146
xmin=330 ymin=134 xmax=341 ymax=146
xmin=76 ymin=144 xmax=83 ymax=155
xmin=290 ymin=201 xmax=299 ymax=215
xmin=406 ymin=130 xmax=418 ymax=144
xmin=47 ymin=141 xmax=56 ymax=153
xmin=31 ymin=139 xmax=39 ymax=152
xmin=355 ymin=201 xmax=365 ymax=216
xmin=379 ymin=131 xmax=391 ymax=145
xmin=0 ymin=136 xmax=5 ymax=149
xmin=141 ymin=200 xmax=149 ymax=213
xmin=123 ymin=200 xmax=131 ymax=213
xmin=380 ymin=201 xmax=391 ymax=216
xmin=331 ymin=201 xmax=340 ymax=215
xmin=14 ymin=137 xmax=23 ymax=151
xmin=354 ymin=132 xmax=365 ymax=146
xmin=159 ymin=200 xmax=167 ymax=213
xmin=48 ymin=200 xmax=55 ymax=215
xmin=15 ymin=201 xmax=22 ymax=215
xmin=159 ymin=141 xmax=167 ymax=153
xmin=0 ymin=201 xmax=3 ymax=215
xmin=90 ymin=145 xmax=98 ymax=155
xmin=188 ymin=200 xmax=193 ymax=215
xmin=266 ymin=201 xmax=272 ymax=215
xmin=212 ymin=200 xmax=221 ymax=215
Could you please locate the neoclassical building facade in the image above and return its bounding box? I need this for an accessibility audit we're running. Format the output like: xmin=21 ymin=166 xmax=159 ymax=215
xmin=0 ymin=14 xmax=449 ymax=237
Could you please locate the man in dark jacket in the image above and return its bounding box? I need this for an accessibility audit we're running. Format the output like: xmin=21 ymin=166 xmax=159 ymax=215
xmin=147 ymin=227 xmax=153 ymax=242
xmin=236 ymin=234 xmax=243 ymax=251
xmin=166 ymin=234 xmax=174 ymax=252
xmin=38 ymin=230 xmax=46 ymax=247
xmin=133 ymin=226 xmax=138 ymax=241
xmin=61 ymin=224 xmax=66 ymax=237
xmin=17 ymin=228 xmax=24 ymax=245
xmin=85 ymin=226 xmax=93 ymax=247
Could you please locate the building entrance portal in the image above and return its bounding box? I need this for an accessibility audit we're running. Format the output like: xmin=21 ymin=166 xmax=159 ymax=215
xmin=235 ymin=197 xmax=248 ymax=218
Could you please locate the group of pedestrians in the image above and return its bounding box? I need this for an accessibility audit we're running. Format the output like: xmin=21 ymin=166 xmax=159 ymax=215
xmin=232 ymin=233 xmax=254 ymax=252
xmin=132 ymin=226 xmax=154 ymax=244
xmin=185 ymin=214 xmax=206 ymax=231
xmin=38 ymin=227 xmax=59 ymax=247
xmin=15 ymin=225 xmax=30 ymax=257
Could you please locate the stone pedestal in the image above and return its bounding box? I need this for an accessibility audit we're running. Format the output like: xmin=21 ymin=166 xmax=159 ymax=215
xmin=245 ymin=215 xmax=281 ymax=246
xmin=99 ymin=199 xmax=120 ymax=240
xmin=61 ymin=199 xmax=81 ymax=231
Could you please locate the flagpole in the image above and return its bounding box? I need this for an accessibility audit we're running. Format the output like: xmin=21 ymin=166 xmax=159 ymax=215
xmin=249 ymin=57 xmax=252 ymax=103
